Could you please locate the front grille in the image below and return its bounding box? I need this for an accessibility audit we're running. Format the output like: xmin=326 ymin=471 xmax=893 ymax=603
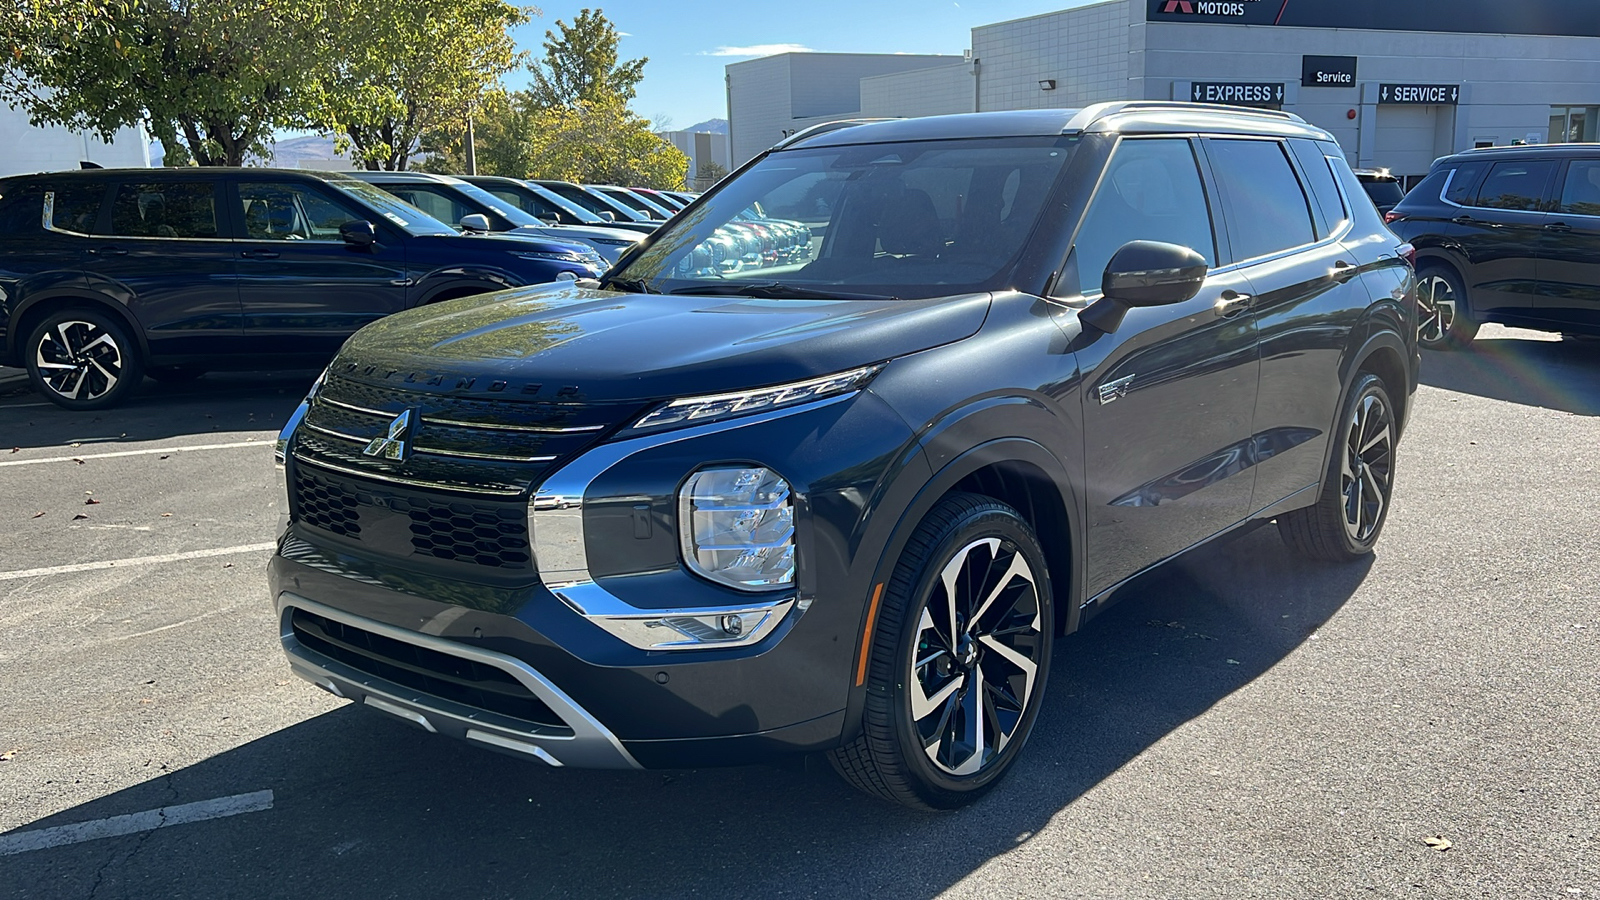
xmin=291 ymin=374 xmax=645 ymax=498
xmin=290 ymin=462 xmax=531 ymax=570
xmin=290 ymin=608 xmax=567 ymax=731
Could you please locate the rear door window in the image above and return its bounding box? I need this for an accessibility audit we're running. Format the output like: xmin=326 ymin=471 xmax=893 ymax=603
xmin=1074 ymin=138 xmax=1216 ymax=294
xmin=107 ymin=182 xmax=220 ymax=238
xmin=1473 ymin=161 xmax=1556 ymax=211
xmin=1207 ymin=138 xmax=1317 ymax=261
xmin=1555 ymin=159 xmax=1600 ymax=217
xmin=381 ymin=185 xmax=475 ymax=226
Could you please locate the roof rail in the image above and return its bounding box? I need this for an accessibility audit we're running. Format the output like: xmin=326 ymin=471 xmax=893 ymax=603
xmin=771 ymin=118 xmax=900 ymax=151
xmin=1062 ymin=101 xmax=1306 ymax=133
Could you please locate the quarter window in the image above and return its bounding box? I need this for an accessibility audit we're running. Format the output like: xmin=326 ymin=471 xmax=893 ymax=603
xmin=1288 ymin=139 xmax=1349 ymax=237
xmin=1074 ymin=138 xmax=1215 ymax=295
xmin=49 ymin=184 xmax=106 ymax=234
xmin=1207 ymin=139 xmax=1316 ymax=261
xmin=1473 ymin=161 xmax=1555 ymax=211
xmin=108 ymin=182 xmax=218 ymax=238
xmin=1556 ymin=160 xmax=1600 ymax=217
xmin=1443 ymin=162 xmax=1488 ymax=205
xmin=239 ymin=182 xmax=364 ymax=241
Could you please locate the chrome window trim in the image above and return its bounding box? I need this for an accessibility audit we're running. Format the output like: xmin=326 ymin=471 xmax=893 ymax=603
xmin=277 ymin=593 xmax=641 ymax=769
xmin=291 ymin=453 xmax=524 ymax=497
xmin=1440 ymin=168 xmax=1467 ymax=209
xmin=41 ymin=191 xmax=90 ymax=237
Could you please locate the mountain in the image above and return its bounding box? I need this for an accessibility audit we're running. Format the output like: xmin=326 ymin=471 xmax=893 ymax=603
xmin=684 ymin=118 xmax=728 ymax=134
xmin=148 ymin=133 xmax=350 ymax=168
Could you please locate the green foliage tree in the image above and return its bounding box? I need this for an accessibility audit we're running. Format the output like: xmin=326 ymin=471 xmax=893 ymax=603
xmin=528 ymin=8 xmax=645 ymax=108
xmin=522 ymin=96 xmax=688 ymax=188
xmin=312 ymin=0 xmax=533 ymax=171
xmin=694 ymin=161 xmax=730 ymax=190
xmin=0 ymin=0 xmax=326 ymax=166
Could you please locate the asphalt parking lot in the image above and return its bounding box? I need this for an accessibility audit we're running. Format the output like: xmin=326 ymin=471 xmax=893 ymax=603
xmin=0 ymin=326 xmax=1596 ymax=900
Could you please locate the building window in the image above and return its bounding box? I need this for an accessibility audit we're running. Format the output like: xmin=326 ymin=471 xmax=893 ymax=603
xmin=1549 ymin=106 xmax=1599 ymax=144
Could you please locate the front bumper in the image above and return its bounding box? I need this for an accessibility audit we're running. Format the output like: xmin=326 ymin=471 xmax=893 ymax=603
xmin=279 ymin=592 xmax=640 ymax=769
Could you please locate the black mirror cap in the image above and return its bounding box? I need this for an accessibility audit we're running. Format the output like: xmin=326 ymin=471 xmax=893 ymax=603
xmin=1101 ymin=240 xmax=1208 ymax=307
xmin=460 ymin=213 xmax=492 ymax=233
xmin=340 ymin=220 xmax=378 ymax=247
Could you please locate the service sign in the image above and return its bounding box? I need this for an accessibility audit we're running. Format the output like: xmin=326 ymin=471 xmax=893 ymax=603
xmin=1191 ymin=82 xmax=1285 ymax=109
xmin=1379 ymin=83 xmax=1460 ymax=105
xmin=1302 ymin=55 xmax=1357 ymax=88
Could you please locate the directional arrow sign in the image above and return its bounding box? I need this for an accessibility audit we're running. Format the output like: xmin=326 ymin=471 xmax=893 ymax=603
xmin=1190 ymin=82 xmax=1286 ymax=109
xmin=1379 ymin=83 xmax=1461 ymax=105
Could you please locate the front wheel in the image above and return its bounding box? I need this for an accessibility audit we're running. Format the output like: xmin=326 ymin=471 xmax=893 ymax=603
xmin=1279 ymin=373 xmax=1397 ymax=561
xmin=829 ymin=493 xmax=1053 ymax=810
xmin=25 ymin=308 xmax=143 ymax=410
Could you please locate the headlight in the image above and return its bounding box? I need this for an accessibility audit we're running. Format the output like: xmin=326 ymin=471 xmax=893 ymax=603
xmin=588 ymin=236 xmax=638 ymax=246
xmin=631 ymin=365 xmax=879 ymax=432
xmin=679 ymin=466 xmax=795 ymax=591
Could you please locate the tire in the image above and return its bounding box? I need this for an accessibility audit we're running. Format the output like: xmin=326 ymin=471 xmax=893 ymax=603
xmin=1279 ymin=373 xmax=1397 ymax=561
xmin=829 ymin=493 xmax=1054 ymax=810
xmin=24 ymin=307 xmax=143 ymax=411
xmin=147 ymin=365 xmax=207 ymax=384
xmin=1415 ymin=266 xmax=1479 ymax=350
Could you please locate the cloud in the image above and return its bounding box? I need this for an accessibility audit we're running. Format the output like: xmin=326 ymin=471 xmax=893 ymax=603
xmin=701 ymin=43 xmax=815 ymax=57
xmin=617 ymin=31 xmax=632 ymax=37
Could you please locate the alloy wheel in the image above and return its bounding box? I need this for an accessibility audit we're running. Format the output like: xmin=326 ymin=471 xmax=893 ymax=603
xmin=910 ymin=537 xmax=1044 ymax=777
xmin=1416 ymin=274 xmax=1457 ymax=346
xmin=34 ymin=320 xmax=124 ymax=402
xmin=1340 ymin=391 xmax=1394 ymax=544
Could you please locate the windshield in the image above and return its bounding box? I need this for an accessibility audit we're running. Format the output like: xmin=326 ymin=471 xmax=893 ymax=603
xmin=540 ymin=181 xmax=648 ymax=221
xmin=445 ymin=180 xmax=544 ymax=228
xmin=523 ymin=182 xmax=604 ymax=224
xmin=322 ymin=174 xmax=457 ymax=236
xmin=608 ymin=135 xmax=1077 ymax=300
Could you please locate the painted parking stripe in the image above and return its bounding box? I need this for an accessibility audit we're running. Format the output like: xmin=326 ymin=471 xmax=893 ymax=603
xmin=0 ymin=790 xmax=274 ymax=856
xmin=0 ymin=543 xmax=277 ymax=582
xmin=0 ymin=439 xmax=271 ymax=468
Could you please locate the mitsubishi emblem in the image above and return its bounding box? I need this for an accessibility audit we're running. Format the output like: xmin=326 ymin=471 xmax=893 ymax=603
xmin=364 ymin=409 xmax=415 ymax=461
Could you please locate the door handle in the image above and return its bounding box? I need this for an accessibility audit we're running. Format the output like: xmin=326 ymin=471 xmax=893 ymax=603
xmin=240 ymin=250 xmax=281 ymax=259
xmin=1544 ymin=221 xmax=1573 ymax=233
xmin=1451 ymin=215 xmax=1477 ymax=225
xmin=1332 ymin=259 xmax=1357 ymax=281
xmin=87 ymin=246 xmax=128 ymax=256
xmin=1214 ymin=291 xmax=1252 ymax=318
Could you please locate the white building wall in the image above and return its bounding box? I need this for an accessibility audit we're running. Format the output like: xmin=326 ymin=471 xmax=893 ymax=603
xmin=727 ymin=53 xmax=964 ymax=164
xmin=974 ymin=1 xmax=1131 ymax=111
xmin=860 ymin=63 xmax=975 ymax=118
xmin=1 ymin=104 xmax=149 ymax=177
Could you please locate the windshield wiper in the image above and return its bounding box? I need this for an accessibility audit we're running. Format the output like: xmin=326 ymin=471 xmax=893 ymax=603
xmin=602 ymin=277 xmax=656 ymax=294
xmin=668 ymin=282 xmax=897 ymax=301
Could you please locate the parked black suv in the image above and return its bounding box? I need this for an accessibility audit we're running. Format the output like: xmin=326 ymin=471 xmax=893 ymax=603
xmin=0 ymin=168 xmax=605 ymax=409
xmin=1387 ymin=144 xmax=1600 ymax=347
xmin=270 ymin=103 xmax=1417 ymax=809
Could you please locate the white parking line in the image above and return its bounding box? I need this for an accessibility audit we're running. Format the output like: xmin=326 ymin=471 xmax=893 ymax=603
xmin=0 ymin=543 xmax=277 ymax=582
xmin=0 ymin=439 xmax=270 ymax=468
xmin=0 ymin=790 xmax=274 ymax=856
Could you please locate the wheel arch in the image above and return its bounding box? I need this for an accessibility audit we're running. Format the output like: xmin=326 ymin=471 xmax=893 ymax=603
xmin=7 ymin=292 xmax=148 ymax=366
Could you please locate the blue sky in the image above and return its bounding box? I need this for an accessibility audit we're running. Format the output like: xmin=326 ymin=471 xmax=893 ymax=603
xmin=510 ymin=1 xmax=1098 ymax=129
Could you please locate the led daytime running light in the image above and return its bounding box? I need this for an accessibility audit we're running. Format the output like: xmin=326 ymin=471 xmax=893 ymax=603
xmin=633 ymin=365 xmax=879 ymax=432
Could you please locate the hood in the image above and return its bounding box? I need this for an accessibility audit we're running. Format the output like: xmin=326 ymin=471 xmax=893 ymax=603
xmin=510 ymin=224 xmax=641 ymax=244
xmin=332 ymin=285 xmax=992 ymax=403
xmin=413 ymin=231 xmax=593 ymax=255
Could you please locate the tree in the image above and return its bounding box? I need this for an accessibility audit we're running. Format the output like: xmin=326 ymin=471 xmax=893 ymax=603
xmin=312 ymin=0 xmax=533 ymax=171
xmin=416 ymin=88 xmax=538 ymax=177
xmin=0 ymin=0 xmax=326 ymax=166
xmin=528 ymin=8 xmax=645 ymax=108
xmin=694 ymin=161 xmax=729 ymax=191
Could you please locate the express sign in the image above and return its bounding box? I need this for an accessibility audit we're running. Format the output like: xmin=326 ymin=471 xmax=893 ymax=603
xmin=1379 ymin=83 xmax=1460 ymax=105
xmin=1191 ymin=82 xmax=1285 ymax=108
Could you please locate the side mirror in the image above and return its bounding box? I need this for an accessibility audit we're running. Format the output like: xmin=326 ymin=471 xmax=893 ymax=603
xmin=539 ymin=215 xmax=560 ymax=226
xmin=339 ymin=220 xmax=378 ymax=248
xmin=460 ymin=213 xmax=492 ymax=233
xmin=1080 ymin=241 xmax=1208 ymax=334
xmin=598 ymin=210 xmax=616 ymax=222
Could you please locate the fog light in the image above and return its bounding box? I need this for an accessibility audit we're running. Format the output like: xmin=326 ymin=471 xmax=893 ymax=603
xmin=678 ymin=467 xmax=795 ymax=591
xmin=720 ymin=614 xmax=744 ymax=636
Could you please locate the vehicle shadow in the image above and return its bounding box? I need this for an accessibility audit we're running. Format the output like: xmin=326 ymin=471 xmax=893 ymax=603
xmin=0 ymin=370 xmax=319 ymax=452
xmin=1420 ymin=330 xmax=1600 ymax=416
xmin=2 ymin=526 xmax=1371 ymax=900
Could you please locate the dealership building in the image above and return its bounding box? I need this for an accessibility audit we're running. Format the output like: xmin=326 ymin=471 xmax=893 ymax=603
xmin=727 ymin=0 xmax=1600 ymax=184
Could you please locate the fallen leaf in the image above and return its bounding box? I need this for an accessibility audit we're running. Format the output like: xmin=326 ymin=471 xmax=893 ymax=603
xmin=9 ymin=447 xmax=18 ymax=454
xmin=159 ymin=455 xmax=169 ymax=460
xmin=73 ymin=513 xmax=88 ymax=520
xmin=160 ymin=512 xmax=172 ymax=518
xmin=85 ymin=498 xmax=100 ymax=505
xmin=0 ymin=748 xmax=16 ymax=761
xmin=275 ymin=680 xmax=290 ymax=686
xmin=1226 ymin=658 xmax=1241 ymax=665
xmin=72 ymin=458 xmax=84 ymax=465
xmin=138 ymin=698 xmax=153 ymax=704
xmin=31 ymin=511 xmax=44 ymax=519
xmin=70 ymin=442 xmax=80 ymax=447
xmin=1424 ymin=836 xmax=1452 ymax=852
xmin=223 ymin=563 xmax=234 ymax=569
